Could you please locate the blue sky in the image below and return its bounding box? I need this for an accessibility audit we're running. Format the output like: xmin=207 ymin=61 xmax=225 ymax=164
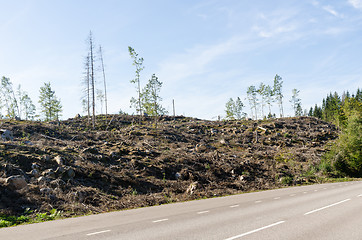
xmin=1 ymin=0 xmax=361 ymax=120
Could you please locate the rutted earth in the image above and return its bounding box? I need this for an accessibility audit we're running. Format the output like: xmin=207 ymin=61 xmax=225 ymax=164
xmin=0 ymin=115 xmax=338 ymax=218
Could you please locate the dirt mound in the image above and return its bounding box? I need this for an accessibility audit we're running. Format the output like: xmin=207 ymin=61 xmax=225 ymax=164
xmin=0 ymin=115 xmax=338 ymax=217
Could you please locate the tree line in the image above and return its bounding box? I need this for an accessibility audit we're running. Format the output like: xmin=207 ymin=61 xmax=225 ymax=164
xmin=225 ymin=74 xmax=302 ymax=120
xmin=312 ymin=88 xmax=362 ymax=177
xmin=0 ymin=77 xmax=62 ymax=121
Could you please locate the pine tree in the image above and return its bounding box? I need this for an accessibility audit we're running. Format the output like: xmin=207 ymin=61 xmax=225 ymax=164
xmin=273 ymin=74 xmax=284 ymax=117
xmin=235 ymin=97 xmax=245 ymax=119
xmin=141 ymin=74 xmax=167 ymax=117
xmin=38 ymin=82 xmax=62 ymax=121
xmin=129 ymin=46 xmax=144 ymax=118
xmin=0 ymin=77 xmax=20 ymax=118
xmin=247 ymin=85 xmax=258 ymax=120
xmin=225 ymin=98 xmax=236 ymax=120
xmin=264 ymin=85 xmax=274 ymax=117
xmin=290 ymin=88 xmax=302 ymax=117
xmin=258 ymin=83 xmax=267 ymax=118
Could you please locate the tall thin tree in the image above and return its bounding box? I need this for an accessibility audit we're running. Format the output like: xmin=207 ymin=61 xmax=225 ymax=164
xmin=128 ymin=46 xmax=144 ymax=119
xmin=99 ymin=45 xmax=108 ymax=120
xmin=273 ymin=74 xmax=284 ymax=118
xmin=89 ymin=31 xmax=96 ymax=128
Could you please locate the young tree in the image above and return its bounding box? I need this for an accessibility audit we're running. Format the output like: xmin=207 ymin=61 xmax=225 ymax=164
xmin=247 ymin=85 xmax=258 ymax=120
xmin=38 ymin=82 xmax=62 ymax=121
xmin=258 ymin=83 xmax=267 ymax=118
xmin=128 ymin=46 xmax=144 ymax=117
xmin=264 ymin=85 xmax=274 ymax=117
xmin=141 ymin=74 xmax=167 ymax=117
xmin=20 ymin=92 xmax=36 ymax=120
xmin=235 ymin=97 xmax=245 ymax=119
xmin=17 ymin=85 xmax=36 ymax=120
xmin=99 ymin=45 xmax=108 ymax=119
xmin=290 ymin=88 xmax=302 ymax=116
xmin=273 ymin=74 xmax=284 ymax=117
xmin=97 ymin=89 xmax=105 ymax=114
xmin=225 ymin=98 xmax=236 ymax=120
xmin=225 ymin=97 xmax=245 ymax=120
xmin=0 ymin=77 xmax=20 ymax=118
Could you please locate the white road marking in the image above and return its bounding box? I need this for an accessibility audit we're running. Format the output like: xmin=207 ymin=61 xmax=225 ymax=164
xmin=255 ymin=200 xmax=262 ymax=203
xmin=314 ymin=190 xmax=318 ymax=192
xmin=197 ymin=210 xmax=210 ymax=214
xmin=86 ymin=230 xmax=111 ymax=236
xmin=358 ymin=194 xmax=362 ymax=197
xmin=152 ymin=218 xmax=169 ymax=223
xmin=274 ymin=197 xmax=281 ymax=200
xmin=289 ymin=194 xmax=296 ymax=197
xmin=224 ymin=221 xmax=285 ymax=240
xmin=304 ymin=199 xmax=351 ymax=215
xmin=230 ymin=205 xmax=239 ymax=208
xmin=303 ymin=192 xmax=307 ymax=194
xmin=323 ymin=188 xmax=327 ymax=190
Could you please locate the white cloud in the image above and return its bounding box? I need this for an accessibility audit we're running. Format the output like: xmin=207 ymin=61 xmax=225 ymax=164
xmin=348 ymin=0 xmax=362 ymax=9
xmin=252 ymin=11 xmax=298 ymax=39
xmin=157 ymin=36 xmax=245 ymax=84
xmin=322 ymin=5 xmax=343 ymax=17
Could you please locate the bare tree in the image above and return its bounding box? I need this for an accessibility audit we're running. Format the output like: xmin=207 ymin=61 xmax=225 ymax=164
xmin=99 ymin=45 xmax=108 ymax=120
xmin=81 ymin=53 xmax=91 ymax=124
xmin=88 ymin=31 xmax=96 ymax=128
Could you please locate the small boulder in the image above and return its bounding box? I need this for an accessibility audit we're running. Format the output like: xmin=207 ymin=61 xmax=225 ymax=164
xmin=1 ymin=130 xmax=13 ymax=141
xmin=42 ymin=169 xmax=56 ymax=179
xmin=175 ymin=172 xmax=181 ymax=180
xmin=54 ymin=156 xmax=64 ymax=165
xmin=186 ymin=181 xmax=199 ymax=195
xmin=6 ymin=175 xmax=27 ymax=190
xmin=66 ymin=168 xmax=75 ymax=179
xmin=37 ymin=176 xmax=50 ymax=184
xmin=29 ymin=169 xmax=40 ymax=178
xmin=40 ymin=188 xmax=52 ymax=195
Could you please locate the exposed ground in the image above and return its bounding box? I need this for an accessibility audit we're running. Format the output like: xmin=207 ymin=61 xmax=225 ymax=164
xmin=0 ymin=115 xmax=339 ymax=218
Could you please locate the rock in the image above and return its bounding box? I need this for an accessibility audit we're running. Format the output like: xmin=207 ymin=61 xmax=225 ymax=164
xmin=42 ymin=169 xmax=56 ymax=179
xmin=67 ymin=168 xmax=75 ymax=179
xmin=40 ymin=188 xmax=52 ymax=195
xmin=43 ymin=155 xmax=51 ymax=161
xmin=50 ymin=179 xmax=65 ymax=188
xmin=195 ymin=143 xmax=207 ymax=152
xmin=37 ymin=176 xmax=50 ymax=184
xmin=210 ymin=128 xmax=218 ymax=135
xmin=186 ymin=181 xmax=198 ymax=195
xmin=31 ymin=163 xmax=40 ymax=170
xmin=1 ymin=129 xmax=13 ymax=141
xmin=29 ymin=169 xmax=40 ymax=178
xmin=175 ymin=172 xmax=181 ymax=180
xmin=6 ymin=175 xmax=27 ymax=190
xmin=82 ymin=147 xmax=99 ymax=154
xmin=55 ymin=166 xmax=65 ymax=175
xmin=54 ymin=156 xmax=64 ymax=165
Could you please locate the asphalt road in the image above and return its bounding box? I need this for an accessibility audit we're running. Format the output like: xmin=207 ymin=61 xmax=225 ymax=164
xmin=1 ymin=181 xmax=362 ymax=240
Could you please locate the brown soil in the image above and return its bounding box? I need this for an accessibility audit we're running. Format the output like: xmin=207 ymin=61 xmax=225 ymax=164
xmin=0 ymin=115 xmax=338 ymax=217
